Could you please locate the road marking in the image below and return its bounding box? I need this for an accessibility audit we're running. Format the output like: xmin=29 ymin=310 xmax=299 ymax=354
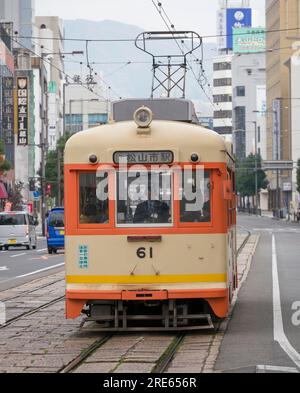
xmin=272 ymin=234 xmax=300 ymax=370
xmin=16 ymin=263 xmax=65 ymax=279
xmin=0 ymin=266 xmax=9 ymax=271
xmin=37 ymin=248 xmax=47 ymax=253
xmin=257 ymin=365 xmax=299 ymax=373
xmin=10 ymin=253 xmax=27 ymax=258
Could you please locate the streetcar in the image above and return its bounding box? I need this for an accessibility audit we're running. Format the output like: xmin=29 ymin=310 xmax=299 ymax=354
xmin=64 ymin=98 xmax=237 ymax=331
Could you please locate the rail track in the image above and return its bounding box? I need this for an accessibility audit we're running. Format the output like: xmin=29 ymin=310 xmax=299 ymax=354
xmin=0 ymin=229 xmax=251 ymax=373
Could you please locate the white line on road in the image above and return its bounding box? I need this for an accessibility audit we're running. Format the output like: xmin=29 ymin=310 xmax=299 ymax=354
xmin=0 ymin=266 xmax=9 ymax=271
xmin=10 ymin=253 xmax=27 ymax=258
xmin=16 ymin=263 xmax=65 ymax=279
xmin=257 ymin=365 xmax=299 ymax=373
xmin=37 ymin=248 xmax=47 ymax=253
xmin=272 ymin=234 xmax=300 ymax=370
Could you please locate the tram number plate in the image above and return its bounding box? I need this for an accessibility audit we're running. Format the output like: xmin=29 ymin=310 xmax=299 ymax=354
xmin=137 ymin=247 xmax=153 ymax=259
xmin=114 ymin=151 xmax=174 ymax=164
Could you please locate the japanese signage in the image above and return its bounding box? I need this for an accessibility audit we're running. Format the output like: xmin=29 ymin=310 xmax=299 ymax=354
xmin=233 ymin=27 xmax=266 ymax=53
xmin=17 ymin=77 xmax=29 ymax=146
xmin=217 ymin=9 xmax=227 ymax=51
xmin=113 ymin=151 xmax=174 ymax=165
xmin=226 ymin=8 xmax=252 ymax=49
xmin=272 ymin=99 xmax=281 ymax=161
xmin=2 ymin=77 xmax=14 ymax=145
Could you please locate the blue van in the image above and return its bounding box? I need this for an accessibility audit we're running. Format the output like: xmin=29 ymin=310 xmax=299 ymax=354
xmin=46 ymin=207 xmax=65 ymax=254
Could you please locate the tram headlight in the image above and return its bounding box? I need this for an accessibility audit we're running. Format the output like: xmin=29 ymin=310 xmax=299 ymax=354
xmin=89 ymin=154 xmax=98 ymax=164
xmin=134 ymin=107 xmax=153 ymax=128
xmin=190 ymin=153 xmax=200 ymax=163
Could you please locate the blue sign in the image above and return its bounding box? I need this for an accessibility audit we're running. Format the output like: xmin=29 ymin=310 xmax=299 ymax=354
xmin=33 ymin=191 xmax=41 ymax=200
xmin=226 ymin=8 xmax=252 ymax=49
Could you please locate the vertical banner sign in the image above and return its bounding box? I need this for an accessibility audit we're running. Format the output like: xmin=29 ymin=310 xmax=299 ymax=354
xmin=272 ymin=99 xmax=281 ymax=161
xmin=2 ymin=77 xmax=14 ymax=145
xmin=17 ymin=77 xmax=29 ymax=146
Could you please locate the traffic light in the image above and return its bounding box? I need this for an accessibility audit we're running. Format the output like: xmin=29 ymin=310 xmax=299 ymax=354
xmin=46 ymin=183 xmax=52 ymax=196
xmin=29 ymin=178 xmax=36 ymax=192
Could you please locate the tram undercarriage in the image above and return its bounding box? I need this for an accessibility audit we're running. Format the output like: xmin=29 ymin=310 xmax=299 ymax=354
xmin=80 ymin=298 xmax=219 ymax=331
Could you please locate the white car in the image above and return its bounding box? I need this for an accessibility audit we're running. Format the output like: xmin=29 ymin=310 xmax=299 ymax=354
xmin=0 ymin=211 xmax=38 ymax=251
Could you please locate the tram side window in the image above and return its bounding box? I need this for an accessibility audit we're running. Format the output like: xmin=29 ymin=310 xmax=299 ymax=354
xmin=116 ymin=171 xmax=172 ymax=226
xmin=79 ymin=173 xmax=109 ymax=224
xmin=180 ymin=171 xmax=211 ymax=223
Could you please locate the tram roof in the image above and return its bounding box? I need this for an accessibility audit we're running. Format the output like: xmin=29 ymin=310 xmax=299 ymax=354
xmin=112 ymin=98 xmax=199 ymax=124
xmin=65 ymin=120 xmax=231 ymax=165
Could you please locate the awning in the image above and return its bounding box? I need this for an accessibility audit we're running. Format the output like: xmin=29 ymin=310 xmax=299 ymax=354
xmin=0 ymin=182 xmax=8 ymax=199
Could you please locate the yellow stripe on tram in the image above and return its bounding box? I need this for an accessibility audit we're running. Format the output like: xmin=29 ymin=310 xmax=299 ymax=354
xmin=67 ymin=274 xmax=227 ymax=285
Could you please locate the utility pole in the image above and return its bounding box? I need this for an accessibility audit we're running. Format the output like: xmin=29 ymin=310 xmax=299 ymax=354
xmin=57 ymin=149 xmax=61 ymax=207
xmin=253 ymin=121 xmax=259 ymax=215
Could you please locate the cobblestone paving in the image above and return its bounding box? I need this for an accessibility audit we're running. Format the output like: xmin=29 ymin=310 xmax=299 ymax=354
xmin=0 ymin=232 xmax=258 ymax=374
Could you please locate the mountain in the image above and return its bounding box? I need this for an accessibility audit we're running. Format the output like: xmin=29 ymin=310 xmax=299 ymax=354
xmin=63 ymin=19 xmax=217 ymax=115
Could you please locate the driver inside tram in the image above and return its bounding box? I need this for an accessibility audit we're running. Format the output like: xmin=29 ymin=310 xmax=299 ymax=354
xmin=133 ymin=189 xmax=170 ymax=224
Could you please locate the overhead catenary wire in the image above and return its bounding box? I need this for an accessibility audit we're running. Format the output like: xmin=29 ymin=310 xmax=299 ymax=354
xmin=12 ymin=33 xmax=124 ymax=100
xmin=4 ymin=26 xmax=300 ymax=43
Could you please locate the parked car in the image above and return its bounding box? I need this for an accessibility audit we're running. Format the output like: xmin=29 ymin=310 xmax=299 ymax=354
xmin=46 ymin=207 xmax=65 ymax=254
xmin=0 ymin=211 xmax=38 ymax=251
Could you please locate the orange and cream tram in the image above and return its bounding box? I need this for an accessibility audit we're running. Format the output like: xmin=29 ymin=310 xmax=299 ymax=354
xmin=64 ymin=99 xmax=237 ymax=330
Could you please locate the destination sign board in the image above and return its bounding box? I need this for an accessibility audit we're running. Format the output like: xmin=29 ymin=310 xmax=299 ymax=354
xmin=114 ymin=151 xmax=174 ymax=165
xmin=17 ymin=77 xmax=29 ymax=146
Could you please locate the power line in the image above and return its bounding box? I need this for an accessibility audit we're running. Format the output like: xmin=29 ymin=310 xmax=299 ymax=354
xmin=4 ymin=26 xmax=300 ymax=43
xmin=12 ymin=35 xmax=123 ymax=100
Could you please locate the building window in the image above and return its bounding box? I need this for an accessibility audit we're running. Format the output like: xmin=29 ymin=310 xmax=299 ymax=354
xmin=257 ymin=126 xmax=261 ymax=143
xmin=214 ymin=126 xmax=233 ymax=135
xmin=213 ymin=94 xmax=232 ymax=103
xmin=213 ymin=78 xmax=232 ymax=87
xmin=236 ymin=86 xmax=245 ymax=97
xmin=88 ymin=113 xmax=108 ymax=128
xmin=234 ymin=130 xmax=246 ymax=160
xmin=234 ymin=106 xmax=246 ymax=131
xmin=65 ymin=114 xmax=83 ymax=133
xmin=213 ymin=62 xmax=231 ymax=71
xmin=214 ymin=110 xmax=232 ymax=119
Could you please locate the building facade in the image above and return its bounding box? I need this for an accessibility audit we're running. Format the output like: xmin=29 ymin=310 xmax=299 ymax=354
xmin=266 ymin=0 xmax=300 ymax=212
xmin=213 ymin=55 xmax=233 ymax=135
xmin=232 ymin=53 xmax=266 ymax=160
xmin=35 ymin=16 xmax=65 ymax=150
xmin=213 ymin=0 xmax=252 ymax=136
xmin=65 ymin=85 xmax=109 ymax=134
xmin=0 ymin=0 xmax=35 ymax=50
xmin=0 ymin=23 xmax=14 ymax=196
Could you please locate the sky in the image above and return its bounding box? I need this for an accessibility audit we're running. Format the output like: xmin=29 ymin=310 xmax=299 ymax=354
xmin=35 ymin=0 xmax=266 ymax=41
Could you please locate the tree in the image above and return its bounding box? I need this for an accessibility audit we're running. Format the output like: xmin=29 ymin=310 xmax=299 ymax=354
xmin=45 ymin=133 xmax=72 ymax=202
xmin=0 ymin=140 xmax=12 ymax=174
xmin=8 ymin=182 xmax=24 ymax=211
xmin=236 ymin=154 xmax=268 ymax=201
xmin=297 ymin=159 xmax=300 ymax=194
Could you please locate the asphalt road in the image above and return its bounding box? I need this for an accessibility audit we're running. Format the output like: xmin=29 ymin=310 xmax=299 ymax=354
xmin=0 ymin=239 xmax=65 ymax=291
xmin=216 ymin=214 xmax=300 ymax=373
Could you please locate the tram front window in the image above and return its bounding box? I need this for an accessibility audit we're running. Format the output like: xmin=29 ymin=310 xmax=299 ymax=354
xmin=79 ymin=173 xmax=109 ymax=224
xmin=180 ymin=170 xmax=211 ymax=223
xmin=117 ymin=171 xmax=172 ymax=226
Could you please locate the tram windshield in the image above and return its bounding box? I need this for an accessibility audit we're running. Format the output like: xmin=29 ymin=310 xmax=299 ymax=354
xmin=79 ymin=173 xmax=109 ymax=224
xmin=116 ymin=171 xmax=172 ymax=227
xmin=180 ymin=170 xmax=211 ymax=223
